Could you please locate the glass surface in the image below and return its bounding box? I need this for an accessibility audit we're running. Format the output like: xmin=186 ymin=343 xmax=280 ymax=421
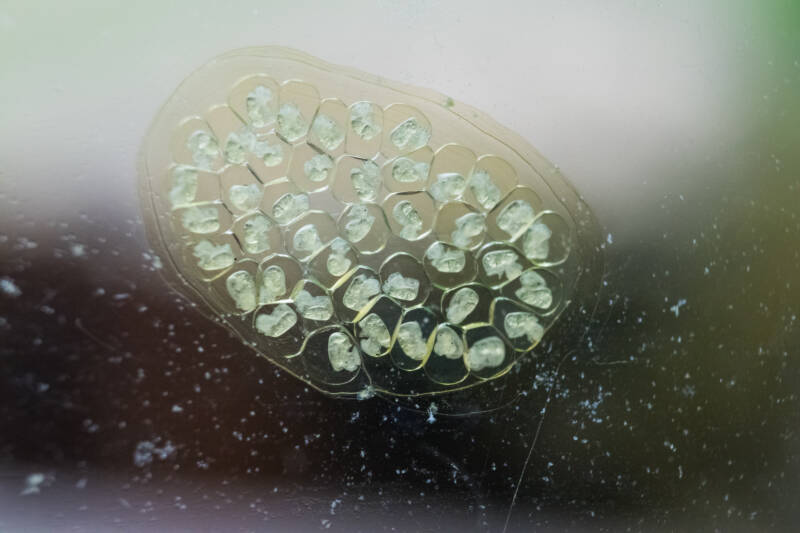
xmin=1 ymin=2 xmax=798 ymax=531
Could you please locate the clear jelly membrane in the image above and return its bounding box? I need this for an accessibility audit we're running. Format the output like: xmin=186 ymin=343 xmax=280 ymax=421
xmin=138 ymin=47 xmax=603 ymax=402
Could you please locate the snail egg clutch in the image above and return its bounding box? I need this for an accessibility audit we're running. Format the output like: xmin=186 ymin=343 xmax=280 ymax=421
xmin=138 ymin=47 xmax=601 ymax=399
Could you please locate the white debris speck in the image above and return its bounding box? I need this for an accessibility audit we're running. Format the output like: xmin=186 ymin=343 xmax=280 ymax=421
xmin=15 ymin=237 xmax=38 ymax=250
xmin=133 ymin=440 xmax=176 ymax=467
xmin=70 ymin=243 xmax=87 ymax=257
xmin=0 ymin=277 xmax=21 ymax=298
xmin=427 ymin=403 xmax=438 ymax=424
xmin=669 ymin=299 xmax=687 ymax=317
xmin=21 ymin=473 xmax=46 ymax=495
xmin=357 ymin=385 xmax=375 ymax=400
xmin=142 ymin=251 xmax=164 ymax=271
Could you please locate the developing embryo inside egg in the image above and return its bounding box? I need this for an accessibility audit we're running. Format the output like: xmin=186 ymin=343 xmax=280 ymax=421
xmin=138 ymin=47 xmax=604 ymax=405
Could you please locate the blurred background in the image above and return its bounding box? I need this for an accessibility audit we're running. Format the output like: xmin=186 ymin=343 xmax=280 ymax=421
xmin=1 ymin=1 xmax=799 ymax=531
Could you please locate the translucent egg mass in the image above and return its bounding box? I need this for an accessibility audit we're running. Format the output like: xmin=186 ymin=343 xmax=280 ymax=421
xmin=138 ymin=47 xmax=603 ymax=401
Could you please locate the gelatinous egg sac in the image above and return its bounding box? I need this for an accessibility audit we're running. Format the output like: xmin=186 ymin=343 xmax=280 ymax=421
xmin=138 ymin=47 xmax=601 ymax=400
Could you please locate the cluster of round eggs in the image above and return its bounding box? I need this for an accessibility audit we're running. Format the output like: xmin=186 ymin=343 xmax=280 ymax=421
xmin=151 ymin=73 xmax=573 ymax=395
